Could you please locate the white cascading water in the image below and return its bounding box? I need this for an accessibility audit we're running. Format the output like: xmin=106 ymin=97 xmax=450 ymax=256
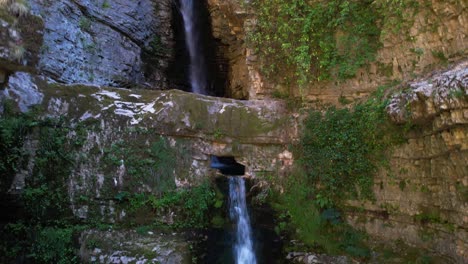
xmin=179 ymin=0 xmax=208 ymax=95
xmin=229 ymin=177 xmax=257 ymax=264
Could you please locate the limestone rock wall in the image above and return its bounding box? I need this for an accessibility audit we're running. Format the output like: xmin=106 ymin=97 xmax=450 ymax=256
xmin=207 ymin=0 xmax=467 ymax=103
xmin=346 ymin=61 xmax=468 ymax=263
xmin=79 ymin=230 xmax=191 ymax=263
xmin=206 ymin=0 xmax=259 ymax=99
xmin=26 ymin=0 xmax=173 ymax=88
xmin=314 ymin=0 xmax=468 ymax=105
xmin=1 ymin=72 xmax=296 ymax=222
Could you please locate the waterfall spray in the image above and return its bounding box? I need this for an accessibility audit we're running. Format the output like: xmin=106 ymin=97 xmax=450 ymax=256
xmin=179 ymin=0 xmax=208 ymax=95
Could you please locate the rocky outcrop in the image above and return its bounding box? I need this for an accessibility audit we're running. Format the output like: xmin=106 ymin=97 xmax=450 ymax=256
xmin=207 ymin=0 xmax=251 ymax=99
xmin=0 ymin=4 xmax=44 ymax=75
xmin=346 ymin=61 xmax=468 ymax=263
xmin=306 ymin=0 xmax=467 ymax=105
xmin=1 ymin=72 xmax=296 ymax=221
xmin=79 ymin=230 xmax=191 ymax=263
xmin=207 ymin=0 xmax=467 ymax=103
xmin=27 ymin=0 xmax=173 ymax=88
xmin=387 ymin=61 xmax=467 ymax=127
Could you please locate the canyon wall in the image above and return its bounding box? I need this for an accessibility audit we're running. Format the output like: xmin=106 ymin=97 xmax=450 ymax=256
xmin=206 ymin=0 xmax=467 ymax=102
xmin=0 ymin=0 xmax=467 ymax=262
xmin=3 ymin=0 xmax=175 ymax=89
xmin=346 ymin=61 xmax=467 ymax=262
xmin=1 ymin=72 xmax=295 ymax=222
xmin=204 ymin=1 xmax=467 ymax=261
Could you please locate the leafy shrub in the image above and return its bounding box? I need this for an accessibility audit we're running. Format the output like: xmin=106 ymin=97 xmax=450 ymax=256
xmin=247 ymin=0 xmax=418 ymax=90
xmin=104 ymin=137 xmax=176 ymax=194
xmin=249 ymin=0 xmax=381 ymax=86
xmin=271 ymin=169 xmax=370 ymax=257
xmin=149 ymin=182 xmax=216 ymax=228
xmin=299 ymin=91 xmax=403 ymax=207
xmin=0 ymin=105 xmax=35 ymax=193
xmin=30 ymin=227 xmax=77 ymax=264
xmin=23 ymin=117 xmax=80 ymax=223
xmin=0 ymin=105 xmax=86 ymax=261
xmin=0 ymin=222 xmax=30 ymax=262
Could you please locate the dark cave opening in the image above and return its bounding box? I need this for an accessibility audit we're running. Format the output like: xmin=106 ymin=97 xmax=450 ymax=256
xmin=210 ymin=156 xmax=246 ymax=176
xmin=168 ymin=0 xmax=229 ymax=97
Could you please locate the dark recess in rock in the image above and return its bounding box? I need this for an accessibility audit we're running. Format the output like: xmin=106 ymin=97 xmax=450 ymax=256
xmin=168 ymin=0 xmax=229 ymax=97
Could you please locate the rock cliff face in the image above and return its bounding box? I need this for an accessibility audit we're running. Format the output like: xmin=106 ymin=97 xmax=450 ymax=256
xmin=26 ymin=0 xmax=173 ymax=88
xmin=207 ymin=0 xmax=252 ymax=99
xmin=0 ymin=6 xmax=43 ymax=75
xmin=206 ymin=0 xmax=467 ymax=102
xmin=0 ymin=0 xmax=467 ymax=262
xmin=1 ymin=72 xmax=295 ymax=222
xmin=347 ymin=61 xmax=467 ymax=263
xmin=79 ymin=230 xmax=191 ymax=263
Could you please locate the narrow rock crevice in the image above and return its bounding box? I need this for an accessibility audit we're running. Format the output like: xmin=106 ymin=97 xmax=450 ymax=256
xmin=167 ymin=0 xmax=228 ymax=97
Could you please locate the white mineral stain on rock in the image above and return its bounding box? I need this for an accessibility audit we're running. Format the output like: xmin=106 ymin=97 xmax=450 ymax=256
xmin=182 ymin=114 xmax=191 ymax=127
xmin=95 ymin=90 xmax=121 ymax=99
xmin=80 ymin=111 xmax=94 ymax=121
xmin=219 ymin=104 xmax=228 ymax=113
xmin=47 ymin=97 xmax=70 ymax=116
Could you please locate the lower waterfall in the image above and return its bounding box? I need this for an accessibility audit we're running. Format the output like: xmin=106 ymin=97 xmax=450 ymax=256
xmin=229 ymin=176 xmax=257 ymax=264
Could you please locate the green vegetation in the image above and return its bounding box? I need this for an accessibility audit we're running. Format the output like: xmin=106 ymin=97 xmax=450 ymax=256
xmin=270 ymin=169 xmax=370 ymax=258
xmin=30 ymin=227 xmax=78 ymax=264
xmin=113 ymin=181 xmax=217 ymax=229
xmin=431 ymin=50 xmax=448 ymax=64
xmin=79 ymin=16 xmax=92 ymax=32
xmin=247 ymin=0 xmax=418 ymax=91
xmin=0 ymin=101 xmax=224 ymax=261
xmin=104 ymin=137 xmax=176 ymax=195
xmin=142 ymin=35 xmax=170 ymax=78
xmin=150 ymin=182 xmax=216 ymax=228
xmin=265 ymin=87 xmax=406 ymax=258
xmin=0 ymin=0 xmax=34 ymax=60
xmin=213 ymin=128 xmax=225 ymax=139
xmin=0 ymin=104 xmax=85 ymax=263
xmin=299 ymin=88 xmax=404 ymax=207
xmin=146 ymin=36 xmax=168 ymax=58
xmin=24 ymin=117 xmax=86 ymax=223
xmin=102 ymin=0 xmax=110 ymax=9
xmin=0 ymin=102 xmax=35 ymax=193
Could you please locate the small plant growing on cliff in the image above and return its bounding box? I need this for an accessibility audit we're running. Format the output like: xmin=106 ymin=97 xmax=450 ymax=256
xmin=8 ymin=0 xmax=29 ymax=17
xmin=10 ymin=43 xmax=25 ymax=61
xmin=79 ymin=16 xmax=92 ymax=32
xmin=101 ymin=0 xmax=110 ymax=9
xmin=213 ymin=128 xmax=225 ymax=139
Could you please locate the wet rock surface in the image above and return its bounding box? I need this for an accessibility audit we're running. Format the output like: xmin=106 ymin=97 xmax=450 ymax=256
xmin=79 ymin=229 xmax=191 ymax=264
xmin=286 ymin=252 xmax=349 ymax=264
xmin=0 ymin=72 xmax=295 ymax=222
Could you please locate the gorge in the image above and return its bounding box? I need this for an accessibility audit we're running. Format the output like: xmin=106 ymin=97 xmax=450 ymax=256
xmin=0 ymin=0 xmax=466 ymax=263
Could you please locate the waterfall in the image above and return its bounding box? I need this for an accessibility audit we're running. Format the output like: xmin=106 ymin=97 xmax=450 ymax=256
xmin=229 ymin=177 xmax=257 ymax=264
xmin=179 ymin=0 xmax=208 ymax=95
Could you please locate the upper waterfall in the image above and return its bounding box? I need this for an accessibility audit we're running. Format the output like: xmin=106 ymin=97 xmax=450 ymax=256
xmin=180 ymin=0 xmax=208 ymax=95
